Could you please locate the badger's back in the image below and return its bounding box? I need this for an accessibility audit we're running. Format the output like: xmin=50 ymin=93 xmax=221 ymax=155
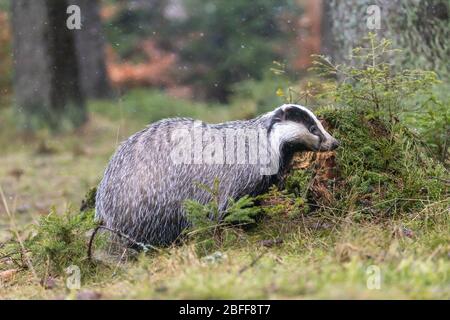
xmin=95 ymin=118 xmax=272 ymax=245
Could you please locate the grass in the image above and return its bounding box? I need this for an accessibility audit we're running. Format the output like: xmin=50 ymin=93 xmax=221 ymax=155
xmin=2 ymin=204 xmax=448 ymax=299
xmin=0 ymin=89 xmax=449 ymax=299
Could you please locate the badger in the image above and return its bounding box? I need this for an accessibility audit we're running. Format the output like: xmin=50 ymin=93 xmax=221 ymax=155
xmin=95 ymin=104 xmax=339 ymax=246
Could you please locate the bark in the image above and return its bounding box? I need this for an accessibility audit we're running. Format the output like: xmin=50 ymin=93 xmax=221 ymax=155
xmin=73 ymin=0 xmax=112 ymax=99
xmin=295 ymin=0 xmax=323 ymax=69
xmin=11 ymin=0 xmax=86 ymax=131
xmin=322 ymin=0 xmax=449 ymax=75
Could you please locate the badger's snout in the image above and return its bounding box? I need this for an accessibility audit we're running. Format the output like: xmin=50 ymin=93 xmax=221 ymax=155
xmin=320 ymin=137 xmax=340 ymax=151
xmin=331 ymin=139 xmax=340 ymax=150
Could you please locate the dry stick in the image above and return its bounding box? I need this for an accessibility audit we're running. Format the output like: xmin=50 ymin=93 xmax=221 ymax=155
xmin=113 ymin=248 xmax=128 ymax=277
xmin=0 ymin=185 xmax=38 ymax=280
xmin=429 ymin=176 xmax=450 ymax=185
xmin=87 ymin=225 xmax=102 ymax=262
xmin=238 ymin=249 xmax=268 ymax=275
xmin=87 ymin=224 xmax=162 ymax=262
xmin=410 ymin=198 xmax=449 ymax=222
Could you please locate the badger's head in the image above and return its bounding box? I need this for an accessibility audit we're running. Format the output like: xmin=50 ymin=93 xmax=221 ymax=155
xmin=267 ymin=104 xmax=339 ymax=153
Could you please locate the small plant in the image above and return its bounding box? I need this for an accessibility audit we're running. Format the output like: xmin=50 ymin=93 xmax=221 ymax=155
xmin=267 ymin=33 xmax=449 ymax=217
xmin=403 ymin=84 xmax=450 ymax=165
xmin=0 ymin=206 xmax=115 ymax=289
xmin=183 ymin=179 xmax=260 ymax=256
xmin=284 ymin=168 xmax=314 ymax=198
xmin=312 ymin=33 xmax=439 ymax=124
xmin=316 ymin=106 xmax=448 ymax=216
xmin=22 ymin=208 xmax=103 ymax=277
xmin=80 ymin=186 xmax=97 ymax=212
xmin=256 ymin=185 xmax=309 ymax=219
xmin=271 ymin=61 xmax=328 ymax=107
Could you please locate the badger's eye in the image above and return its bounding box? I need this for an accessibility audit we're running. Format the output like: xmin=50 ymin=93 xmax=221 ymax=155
xmin=309 ymin=125 xmax=319 ymax=135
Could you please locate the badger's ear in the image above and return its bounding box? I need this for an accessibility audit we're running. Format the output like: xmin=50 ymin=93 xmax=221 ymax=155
xmin=272 ymin=107 xmax=286 ymax=121
xmin=281 ymin=104 xmax=297 ymax=113
xmin=265 ymin=108 xmax=286 ymax=131
xmin=282 ymin=104 xmax=306 ymax=120
xmin=282 ymin=105 xmax=315 ymax=126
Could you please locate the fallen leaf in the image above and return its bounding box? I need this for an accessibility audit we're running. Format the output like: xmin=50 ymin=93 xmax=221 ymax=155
xmin=76 ymin=290 xmax=102 ymax=300
xmin=0 ymin=269 xmax=18 ymax=283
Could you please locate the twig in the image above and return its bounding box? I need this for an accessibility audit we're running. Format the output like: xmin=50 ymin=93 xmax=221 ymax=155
xmin=87 ymin=224 xmax=161 ymax=263
xmin=238 ymin=249 xmax=268 ymax=275
xmin=428 ymin=177 xmax=450 ymax=185
xmin=184 ymin=221 xmax=250 ymax=238
xmin=87 ymin=225 xmax=101 ymax=262
xmin=0 ymin=185 xmax=38 ymax=281
xmin=112 ymin=248 xmax=128 ymax=277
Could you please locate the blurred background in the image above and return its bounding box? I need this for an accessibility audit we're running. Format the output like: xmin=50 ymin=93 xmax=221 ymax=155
xmin=0 ymin=0 xmax=448 ymax=219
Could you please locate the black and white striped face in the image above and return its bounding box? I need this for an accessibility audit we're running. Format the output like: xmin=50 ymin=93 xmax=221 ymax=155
xmin=268 ymin=104 xmax=339 ymax=152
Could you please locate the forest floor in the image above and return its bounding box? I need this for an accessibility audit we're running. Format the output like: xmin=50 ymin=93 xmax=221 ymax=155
xmin=0 ymin=90 xmax=448 ymax=299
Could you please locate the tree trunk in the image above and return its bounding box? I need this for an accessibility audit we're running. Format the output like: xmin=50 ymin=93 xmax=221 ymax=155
xmin=295 ymin=0 xmax=322 ymax=70
xmin=73 ymin=0 xmax=112 ymax=99
xmin=11 ymin=0 xmax=86 ymax=131
xmin=322 ymin=0 xmax=449 ymax=76
xmin=320 ymin=0 xmax=334 ymax=59
xmin=322 ymin=0 xmax=389 ymax=65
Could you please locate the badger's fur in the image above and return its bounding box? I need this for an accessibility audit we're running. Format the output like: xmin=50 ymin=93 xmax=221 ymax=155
xmin=95 ymin=104 xmax=339 ymax=246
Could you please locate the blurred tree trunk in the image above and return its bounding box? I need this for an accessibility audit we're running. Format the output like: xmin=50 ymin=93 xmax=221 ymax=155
xmin=295 ymin=0 xmax=322 ymax=70
xmin=73 ymin=0 xmax=112 ymax=99
xmin=320 ymin=0 xmax=334 ymax=59
xmin=322 ymin=0 xmax=449 ymax=76
xmin=11 ymin=0 xmax=86 ymax=131
xmin=321 ymin=0 xmax=390 ymax=64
